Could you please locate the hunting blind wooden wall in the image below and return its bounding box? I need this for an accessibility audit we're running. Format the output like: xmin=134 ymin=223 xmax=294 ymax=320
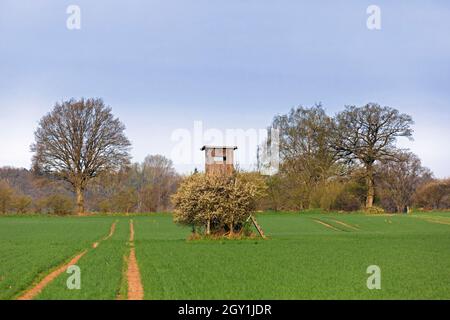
xmin=201 ymin=146 xmax=237 ymax=176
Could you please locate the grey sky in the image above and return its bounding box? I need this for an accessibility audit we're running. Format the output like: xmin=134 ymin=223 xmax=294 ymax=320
xmin=0 ymin=1 xmax=449 ymax=176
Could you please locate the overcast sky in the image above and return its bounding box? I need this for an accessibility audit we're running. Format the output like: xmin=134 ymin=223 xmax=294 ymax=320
xmin=0 ymin=0 xmax=449 ymax=176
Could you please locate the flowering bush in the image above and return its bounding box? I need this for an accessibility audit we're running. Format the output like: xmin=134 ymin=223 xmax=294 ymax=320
xmin=172 ymin=172 xmax=267 ymax=237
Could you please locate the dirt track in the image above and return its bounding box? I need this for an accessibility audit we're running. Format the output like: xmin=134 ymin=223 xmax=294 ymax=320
xmin=17 ymin=221 xmax=117 ymax=300
xmin=127 ymin=220 xmax=144 ymax=300
xmin=17 ymin=251 xmax=87 ymax=300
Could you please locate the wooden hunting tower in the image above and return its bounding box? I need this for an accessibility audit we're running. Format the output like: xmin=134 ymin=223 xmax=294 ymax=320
xmin=201 ymin=146 xmax=237 ymax=176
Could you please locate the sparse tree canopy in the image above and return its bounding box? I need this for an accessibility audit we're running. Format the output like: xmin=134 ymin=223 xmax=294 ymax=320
xmin=274 ymin=105 xmax=334 ymax=162
xmin=414 ymin=179 xmax=450 ymax=210
xmin=270 ymin=105 xmax=341 ymax=209
xmin=137 ymin=155 xmax=180 ymax=212
xmin=333 ymin=103 xmax=414 ymax=208
xmin=377 ymin=152 xmax=432 ymax=213
xmin=31 ymin=98 xmax=131 ymax=214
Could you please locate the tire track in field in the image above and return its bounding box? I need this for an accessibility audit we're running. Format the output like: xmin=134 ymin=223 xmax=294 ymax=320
xmin=312 ymin=219 xmax=341 ymax=231
xmin=126 ymin=220 xmax=144 ymax=300
xmin=414 ymin=216 xmax=450 ymax=226
xmin=17 ymin=221 xmax=117 ymax=300
xmin=93 ymin=221 xmax=117 ymax=248
xmin=428 ymin=220 xmax=450 ymax=226
xmin=329 ymin=218 xmax=360 ymax=231
xmin=17 ymin=250 xmax=87 ymax=300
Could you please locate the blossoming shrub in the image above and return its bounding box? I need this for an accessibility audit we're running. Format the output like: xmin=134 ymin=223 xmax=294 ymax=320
xmin=172 ymin=172 xmax=267 ymax=237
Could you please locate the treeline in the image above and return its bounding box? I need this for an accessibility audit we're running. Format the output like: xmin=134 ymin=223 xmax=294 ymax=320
xmin=0 ymin=155 xmax=180 ymax=215
xmin=260 ymin=165 xmax=450 ymax=212
xmin=1 ymin=163 xmax=449 ymax=215
xmin=1 ymin=100 xmax=450 ymax=215
xmin=258 ymin=104 xmax=449 ymax=213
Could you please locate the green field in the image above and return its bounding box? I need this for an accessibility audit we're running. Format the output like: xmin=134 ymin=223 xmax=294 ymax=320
xmin=1 ymin=212 xmax=449 ymax=300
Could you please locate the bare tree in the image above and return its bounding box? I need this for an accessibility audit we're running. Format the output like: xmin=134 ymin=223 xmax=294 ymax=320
xmin=333 ymin=103 xmax=414 ymax=208
xmin=270 ymin=105 xmax=340 ymax=209
xmin=31 ymin=98 xmax=131 ymax=214
xmin=414 ymin=179 xmax=450 ymax=210
xmin=376 ymin=152 xmax=432 ymax=213
xmin=129 ymin=155 xmax=180 ymax=212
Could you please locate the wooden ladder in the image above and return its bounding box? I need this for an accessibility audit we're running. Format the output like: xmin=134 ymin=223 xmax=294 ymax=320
xmin=250 ymin=215 xmax=267 ymax=239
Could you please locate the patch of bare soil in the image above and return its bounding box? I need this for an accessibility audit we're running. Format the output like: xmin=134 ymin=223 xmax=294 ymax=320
xmin=104 ymin=221 xmax=117 ymax=241
xmin=129 ymin=220 xmax=135 ymax=243
xmin=127 ymin=220 xmax=144 ymax=300
xmin=127 ymin=248 xmax=144 ymax=300
xmin=94 ymin=221 xmax=117 ymax=249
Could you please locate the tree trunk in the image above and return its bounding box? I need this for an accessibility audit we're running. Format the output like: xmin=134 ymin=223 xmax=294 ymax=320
xmin=206 ymin=219 xmax=211 ymax=235
xmin=366 ymin=164 xmax=375 ymax=208
xmin=229 ymin=222 xmax=234 ymax=237
xmin=75 ymin=186 xmax=85 ymax=215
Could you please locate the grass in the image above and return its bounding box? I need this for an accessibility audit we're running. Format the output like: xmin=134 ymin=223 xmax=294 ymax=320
xmin=37 ymin=219 xmax=129 ymax=300
xmin=135 ymin=212 xmax=450 ymax=299
xmin=0 ymin=216 xmax=113 ymax=300
xmin=0 ymin=212 xmax=449 ymax=300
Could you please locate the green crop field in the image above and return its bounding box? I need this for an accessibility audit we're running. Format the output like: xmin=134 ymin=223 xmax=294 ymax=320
xmin=0 ymin=212 xmax=449 ymax=300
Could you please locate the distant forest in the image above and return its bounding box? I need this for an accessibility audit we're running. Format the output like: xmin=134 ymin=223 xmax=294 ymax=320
xmin=0 ymin=155 xmax=180 ymax=215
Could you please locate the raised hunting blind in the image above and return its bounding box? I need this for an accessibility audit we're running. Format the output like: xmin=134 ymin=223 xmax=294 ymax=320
xmin=201 ymin=145 xmax=238 ymax=176
xmin=200 ymin=145 xmax=266 ymax=239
